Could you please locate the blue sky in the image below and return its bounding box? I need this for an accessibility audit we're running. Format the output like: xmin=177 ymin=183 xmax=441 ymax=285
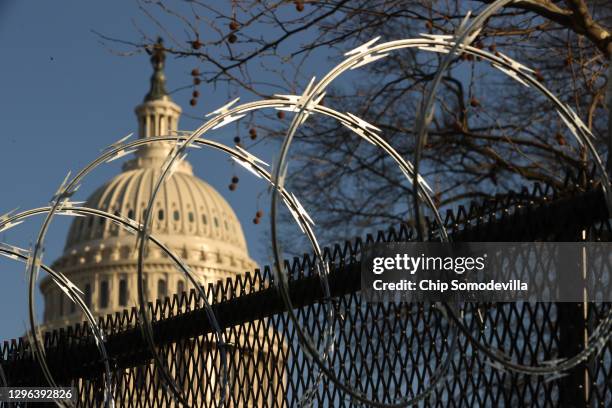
xmin=0 ymin=1 xmax=332 ymax=340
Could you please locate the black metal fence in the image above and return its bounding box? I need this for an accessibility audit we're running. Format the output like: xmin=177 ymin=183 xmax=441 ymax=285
xmin=1 ymin=173 xmax=611 ymax=407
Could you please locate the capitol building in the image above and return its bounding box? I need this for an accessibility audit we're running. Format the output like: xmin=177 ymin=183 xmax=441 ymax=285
xmin=40 ymin=46 xmax=257 ymax=328
xmin=37 ymin=43 xmax=282 ymax=406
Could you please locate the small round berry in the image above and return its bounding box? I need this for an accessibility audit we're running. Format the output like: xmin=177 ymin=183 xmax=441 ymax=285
xmin=277 ymin=111 xmax=285 ymax=119
xmin=253 ymin=218 xmax=260 ymax=224
xmin=229 ymin=183 xmax=236 ymax=191
xmin=194 ymin=77 xmax=201 ymax=85
xmin=232 ymin=176 xmax=239 ymax=184
xmin=256 ymin=210 xmax=263 ymax=218
xmin=191 ymin=68 xmax=200 ymax=76
xmin=229 ymin=21 xmax=239 ymax=31
xmin=469 ymin=97 xmax=480 ymax=107
xmin=192 ymin=90 xmax=200 ymax=98
xmin=190 ymin=98 xmax=197 ymax=106
xmin=249 ymin=128 xmax=257 ymax=138
xmin=534 ymin=69 xmax=544 ymax=82
xmin=295 ymin=2 xmax=304 ymax=12
xmin=228 ymin=33 xmax=237 ymax=43
xmin=555 ymin=133 xmax=567 ymax=146
xmin=233 ymin=136 xmax=241 ymax=144
xmin=191 ymin=40 xmax=202 ymax=50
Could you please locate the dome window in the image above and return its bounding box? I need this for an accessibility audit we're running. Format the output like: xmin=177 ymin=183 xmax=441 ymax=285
xmin=173 ymin=210 xmax=180 ymax=221
xmin=214 ymin=217 xmax=219 ymax=228
xmin=118 ymin=278 xmax=128 ymax=307
xmin=127 ymin=209 xmax=134 ymax=220
xmin=188 ymin=212 xmax=194 ymax=223
xmin=84 ymin=283 xmax=92 ymax=308
xmin=99 ymin=280 xmax=109 ymax=309
xmin=202 ymin=214 xmax=207 ymax=225
xmin=224 ymin=220 xmax=229 ymax=230
xmin=158 ymin=209 xmax=165 ymax=221
xmin=158 ymin=279 xmax=167 ymax=299
xmin=177 ymin=280 xmax=185 ymax=295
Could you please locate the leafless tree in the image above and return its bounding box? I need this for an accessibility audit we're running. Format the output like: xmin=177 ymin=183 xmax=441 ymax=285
xmin=100 ymin=0 xmax=611 ymax=247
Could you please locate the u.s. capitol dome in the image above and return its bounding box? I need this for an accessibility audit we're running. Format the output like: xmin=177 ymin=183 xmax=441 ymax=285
xmin=40 ymin=42 xmax=257 ymax=329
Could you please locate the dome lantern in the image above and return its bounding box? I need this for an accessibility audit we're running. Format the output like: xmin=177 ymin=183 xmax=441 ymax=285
xmin=124 ymin=37 xmax=191 ymax=173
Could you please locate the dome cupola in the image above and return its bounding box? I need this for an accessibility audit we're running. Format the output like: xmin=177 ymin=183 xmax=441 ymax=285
xmin=124 ymin=37 xmax=191 ymax=174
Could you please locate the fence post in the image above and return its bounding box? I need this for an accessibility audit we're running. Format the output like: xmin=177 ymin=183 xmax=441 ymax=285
xmin=607 ymin=56 xmax=612 ymax=177
xmin=556 ymin=224 xmax=588 ymax=408
xmin=557 ymin=302 xmax=587 ymax=408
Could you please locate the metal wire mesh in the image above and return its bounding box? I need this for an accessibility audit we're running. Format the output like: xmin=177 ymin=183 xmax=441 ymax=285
xmin=1 ymin=174 xmax=610 ymax=407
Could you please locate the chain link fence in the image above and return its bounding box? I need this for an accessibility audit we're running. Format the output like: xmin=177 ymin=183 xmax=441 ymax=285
xmin=1 ymin=174 xmax=611 ymax=407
